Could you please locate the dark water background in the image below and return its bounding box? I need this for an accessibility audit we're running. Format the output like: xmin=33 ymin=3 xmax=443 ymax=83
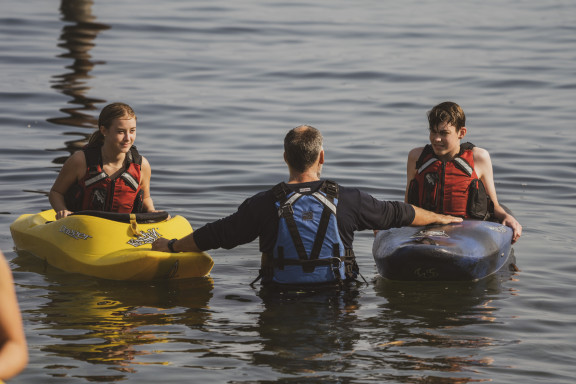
xmin=1 ymin=0 xmax=575 ymax=382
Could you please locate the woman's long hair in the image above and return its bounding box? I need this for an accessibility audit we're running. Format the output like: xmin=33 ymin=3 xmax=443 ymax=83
xmin=88 ymin=102 xmax=137 ymax=146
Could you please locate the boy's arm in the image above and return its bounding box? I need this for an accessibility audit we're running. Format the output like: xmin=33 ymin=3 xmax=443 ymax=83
xmin=473 ymin=147 xmax=522 ymax=243
xmin=404 ymin=147 xmax=423 ymax=203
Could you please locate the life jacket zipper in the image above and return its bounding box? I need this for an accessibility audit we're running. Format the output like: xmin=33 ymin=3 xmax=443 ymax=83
xmin=439 ymin=162 xmax=446 ymax=213
xmin=106 ymin=178 xmax=115 ymax=211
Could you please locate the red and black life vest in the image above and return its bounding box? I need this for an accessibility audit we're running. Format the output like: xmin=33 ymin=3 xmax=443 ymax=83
xmin=64 ymin=144 xmax=144 ymax=213
xmin=407 ymin=142 xmax=493 ymax=219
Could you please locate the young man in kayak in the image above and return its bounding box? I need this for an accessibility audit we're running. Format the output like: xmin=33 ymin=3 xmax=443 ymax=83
xmin=0 ymin=250 xmax=28 ymax=381
xmin=153 ymin=125 xmax=462 ymax=286
xmin=49 ymin=102 xmax=156 ymax=220
xmin=405 ymin=101 xmax=522 ymax=243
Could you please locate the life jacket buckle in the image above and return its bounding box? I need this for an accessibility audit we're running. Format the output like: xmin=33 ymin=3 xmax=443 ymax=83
xmin=324 ymin=181 xmax=338 ymax=198
xmin=278 ymin=204 xmax=293 ymax=218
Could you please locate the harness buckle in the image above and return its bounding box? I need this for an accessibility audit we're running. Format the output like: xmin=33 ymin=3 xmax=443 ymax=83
xmin=278 ymin=204 xmax=294 ymax=218
xmin=323 ymin=180 xmax=338 ymax=199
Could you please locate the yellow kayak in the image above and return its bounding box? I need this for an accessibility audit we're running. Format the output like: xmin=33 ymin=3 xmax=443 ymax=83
xmin=10 ymin=210 xmax=214 ymax=281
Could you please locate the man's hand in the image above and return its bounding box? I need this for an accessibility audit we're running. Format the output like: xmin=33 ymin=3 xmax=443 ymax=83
xmin=152 ymin=237 xmax=170 ymax=252
xmin=434 ymin=213 xmax=464 ymax=225
xmin=152 ymin=234 xmax=201 ymax=253
xmin=410 ymin=206 xmax=463 ymax=226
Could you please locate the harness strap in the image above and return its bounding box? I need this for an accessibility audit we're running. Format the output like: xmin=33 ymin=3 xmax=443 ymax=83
xmin=415 ymin=142 xmax=475 ymax=173
xmin=311 ymin=192 xmax=336 ymax=215
xmin=255 ymin=247 xmax=358 ymax=286
xmin=309 ymin=198 xmax=333 ymax=261
xmin=273 ymin=183 xmax=310 ymax=261
xmin=417 ymin=157 xmax=438 ymax=174
xmin=268 ymin=257 xmax=341 ymax=268
xmin=121 ymin=171 xmax=139 ymax=191
xmin=270 ymin=180 xmax=344 ymax=278
xmin=322 ymin=179 xmax=338 ymax=199
xmin=85 ymin=172 xmax=108 ymax=187
xmin=84 ymin=144 xmax=142 ymax=173
xmin=273 ymin=180 xmax=340 ymax=263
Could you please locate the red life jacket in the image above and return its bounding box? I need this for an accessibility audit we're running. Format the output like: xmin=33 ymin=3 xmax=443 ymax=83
xmin=407 ymin=142 xmax=492 ymax=219
xmin=64 ymin=144 xmax=144 ymax=213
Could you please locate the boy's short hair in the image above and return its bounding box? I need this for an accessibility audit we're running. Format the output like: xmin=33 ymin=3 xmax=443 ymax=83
xmin=428 ymin=101 xmax=466 ymax=131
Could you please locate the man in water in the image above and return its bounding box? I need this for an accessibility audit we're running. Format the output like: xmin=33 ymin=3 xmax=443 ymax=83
xmin=153 ymin=125 xmax=461 ymax=286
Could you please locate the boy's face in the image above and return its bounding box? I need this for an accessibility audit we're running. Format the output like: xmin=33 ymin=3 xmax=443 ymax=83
xmin=429 ymin=121 xmax=466 ymax=158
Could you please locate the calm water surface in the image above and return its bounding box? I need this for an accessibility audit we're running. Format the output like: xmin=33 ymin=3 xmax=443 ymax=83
xmin=1 ymin=0 xmax=575 ymax=383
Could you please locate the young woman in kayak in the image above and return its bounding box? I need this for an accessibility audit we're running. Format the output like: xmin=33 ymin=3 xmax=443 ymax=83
xmin=405 ymin=101 xmax=522 ymax=243
xmin=49 ymin=102 xmax=156 ymax=219
xmin=0 ymin=250 xmax=28 ymax=381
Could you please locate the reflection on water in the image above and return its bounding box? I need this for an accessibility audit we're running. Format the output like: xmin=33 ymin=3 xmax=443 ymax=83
xmin=253 ymin=286 xmax=361 ymax=378
xmin=12 ymin=251 xmax=214 ymax=381
xmin=47 ymin=0 xmax=109 ymax=164
xmin=3 ymin=0 xmax=575 ymax=381
xmin=368 ymin=262 xmax=519 ymax=383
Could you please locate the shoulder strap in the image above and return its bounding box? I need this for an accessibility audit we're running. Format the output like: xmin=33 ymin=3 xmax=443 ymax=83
xmin=416 ymin=145 xmax=439 ymax=174
xmin=83 ymin=144 xmax=102 ymax=173
xmin=274 ymin=180 xmax=342 ymax=261
xmin=415 ymin=144 xmax=435 ymax=170
xmin=126 ymin=146 xmax=142 ymax=166
xmin=272 ymin=182 xmax=289 ymax=203
xmin=459 ymin=142 xmax=475 ymax=153
xmin=308 ymin=180 xmax=340 ymax=260
xmin=120 ymin=146 xmax=143 ymax=190
xmin=453 ymin=142 xmax=475 ymax=176
xmin=82 ymin=145 xmax=108 ymax=186
xmin=320 ymin=180 xmax=338 ymax=199
xmin=273 ymin=182 xmax=308 ymax=261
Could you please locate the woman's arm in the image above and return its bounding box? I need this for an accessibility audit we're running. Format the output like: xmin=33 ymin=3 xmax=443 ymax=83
xmin=139 ymin=156 xmax=156 ymax=212
xmin=49 ymin=151 xmax=86 ymax=219
xmin=0 ymin=253 xmax=28 ymax=380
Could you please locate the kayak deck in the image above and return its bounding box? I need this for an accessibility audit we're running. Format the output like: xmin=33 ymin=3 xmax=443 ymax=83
xmin=10 ymin=210 xmax=214 ymax=281
xmin=372 ymin=220 xmax=513 ymax=281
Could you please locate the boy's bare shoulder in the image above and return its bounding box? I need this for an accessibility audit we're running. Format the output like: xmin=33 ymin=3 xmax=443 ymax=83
xmin=408 ymin=146 xmax=425 ymax=157
xmin=472 ymin=146 xmax=491 ymax=160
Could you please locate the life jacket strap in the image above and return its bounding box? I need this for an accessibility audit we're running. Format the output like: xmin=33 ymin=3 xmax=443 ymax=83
xmin=278 ymin=197 xmax=309 ymax=261
xmin=273 ymin=183 xmax=309 ymax=262
xmin=254 ymin=247 xmax=358 ymax=286
xmin=308 ymin=201 xmax=333 ymax=261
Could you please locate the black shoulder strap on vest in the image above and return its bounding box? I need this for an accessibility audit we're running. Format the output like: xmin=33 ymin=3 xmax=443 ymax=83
xmin=415 ymin=144 xmax=435 ymax=169
xmin=308 ymin=180 xmax=339 ymax=261
xmin=84 ymin=145 xmax=142 ymax=169
xmin=272 ymin=180 xmax=341 ymax=263
xmin=453 ymin=142 xmax=476 ymax=176
xmin=415 ymin=143 xmax=476 ymax=173
xmin=459 ymin=142 xmax=475 ymax=153
xmin=272 ymin=182 xmax=289 ymax=202
xmin=319 ymin=179 xmax=338 ymax=200
xmin=273 ymin=182 xmax=309 ymax=261
xmin=127 ymin=146 xmax=142 ymax=166
xmin=83 ymin=144 xmax=102 ymax=174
